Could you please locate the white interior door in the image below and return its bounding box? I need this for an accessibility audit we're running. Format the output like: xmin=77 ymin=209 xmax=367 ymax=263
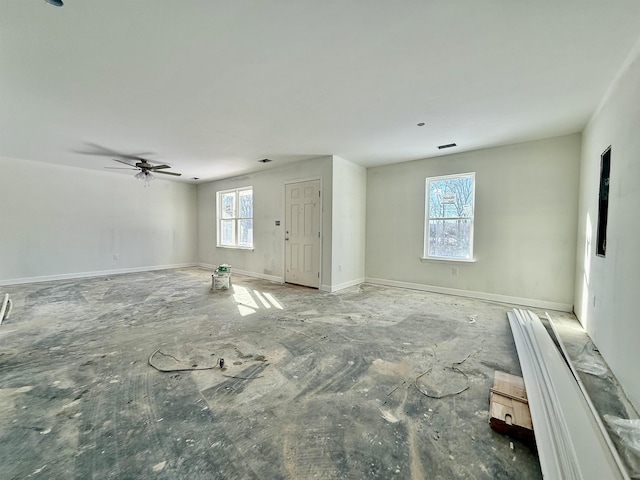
xmin=285 ymin=180 xmax=320 ymax=288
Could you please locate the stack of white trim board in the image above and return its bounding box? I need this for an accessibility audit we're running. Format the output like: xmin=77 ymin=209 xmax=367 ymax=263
xmin=0 ymin=293 xmax=10 ymax=326
xmin=507 ymin=308 xmax=630 ymax=480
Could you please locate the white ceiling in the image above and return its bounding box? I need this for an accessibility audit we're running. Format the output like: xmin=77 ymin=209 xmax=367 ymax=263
xmin=2 ymin=1 xmax=640 ymax=182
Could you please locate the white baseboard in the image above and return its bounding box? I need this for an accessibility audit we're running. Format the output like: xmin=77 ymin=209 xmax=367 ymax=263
xmin=328 ymin=278 xmax=365 ymax=293
xmin=4 ymin=266 xmax=567 ymax=312
xmin=199 ymin=265 xmax=364 ymax=292
xmin=197 ymin=264 xmax=284 ymax=284
xmin=0 ymin=263 xmax=198 ymax=286
xmin=365 ymin=277 xmax=573 ymax=312
xmin=233 ymin=269 xmax=284 ymax=283
xmin=198 ymin=263 xmax=218 ymax=271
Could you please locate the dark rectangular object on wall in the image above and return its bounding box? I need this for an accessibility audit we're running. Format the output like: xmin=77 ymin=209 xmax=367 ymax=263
xmin=596 ymin=146 xmax=611 ymax=257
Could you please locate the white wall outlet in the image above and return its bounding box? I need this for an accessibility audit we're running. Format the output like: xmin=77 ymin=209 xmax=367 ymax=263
xmin=113 ymin=253 xmax=119 ymax=260
xmin=452 ymin=266 xmax=459 ymax=276
xmin=339 ymin=264 xmax=342 ymax=271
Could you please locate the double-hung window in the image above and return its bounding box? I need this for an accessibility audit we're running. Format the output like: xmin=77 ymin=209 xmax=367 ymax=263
xmin=424 ymin=172 xmax=475 ymax=260
xmin=217 ymin=187 xmax=253 ymax=248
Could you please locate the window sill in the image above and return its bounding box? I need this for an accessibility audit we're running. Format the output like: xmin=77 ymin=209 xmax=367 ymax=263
xmin=420 ymin=256 xmax=476 ymax=263
xmin=216 ymin=245 xmax=254 ymax=251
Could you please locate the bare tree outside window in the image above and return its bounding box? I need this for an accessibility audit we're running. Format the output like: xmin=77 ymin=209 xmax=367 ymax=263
xmin=424 ymin=173 xmax=475 ymax=260
xmin=238 ymin=189 xmax=253 ymax=247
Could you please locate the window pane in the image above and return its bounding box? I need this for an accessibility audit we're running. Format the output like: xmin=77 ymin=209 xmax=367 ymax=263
xmin=429 ymin=176 xmax=474 ymax=218
xmin=220 ymin=219 xmax=234 ymax=245
xmin=239 ymin=190 xmax=253 ymax=218
xmin=238 ymin=219 xmax=253 ymax=248
xmin=428 ymin=219 xmax=472 ymax=259
xmin=220 ymin=192 xmax=235 ymax=219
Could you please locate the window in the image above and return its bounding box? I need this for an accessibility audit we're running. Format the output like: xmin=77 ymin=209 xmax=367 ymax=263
xmin=596 ymin=146 xmax=611 ymax=257
xmin=424 ymin=172 xmax=475 ymax=260
xmin=217 ymin=187 xmax=253 ymax=248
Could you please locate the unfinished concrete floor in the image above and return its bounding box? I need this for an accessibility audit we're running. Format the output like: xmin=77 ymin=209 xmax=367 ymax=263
xmin=0 ymin=268 xmax=632 ymax=479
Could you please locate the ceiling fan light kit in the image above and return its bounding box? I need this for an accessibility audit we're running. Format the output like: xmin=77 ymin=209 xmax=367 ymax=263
xmin=135 ymin=170 xmax=154 ymax=186
xmin=103 ymin=156 xmax=182 ymax=186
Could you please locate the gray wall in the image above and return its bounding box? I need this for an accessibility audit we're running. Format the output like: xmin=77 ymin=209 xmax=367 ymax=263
xmin=197 ymin=155 xmax=367 ymax=292
xmin=365 ymin=134 xmax=581 ymax=310
xmin=0 ymin=157 xmax=197 ymax=284
xmin=574 ymin=45 xmax=640 ymax=410
xmin=197 ymin=156 xmax=334 ymax=287
xmin=330 ymin=156 xmax=367 ymax=290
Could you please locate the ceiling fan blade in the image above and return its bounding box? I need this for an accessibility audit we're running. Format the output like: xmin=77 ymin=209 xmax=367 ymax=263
xmin=112 ymin=158 xmax=136 ymax=167
xmin=105 ymin=167 xmax=137 ymax=170
xmin=75 ymin=144 xmax=155 ymax=158
xmin=150 ymin=165 xmax=171 ymax=170
xmin=122 ymin=155 xmax=154 ymax=161
xmin=154 ymin=171 xmax=182 ymax=177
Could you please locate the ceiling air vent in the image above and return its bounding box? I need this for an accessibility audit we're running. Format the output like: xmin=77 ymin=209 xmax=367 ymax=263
xmin=438 ymin=143 xmax=457 ymax=150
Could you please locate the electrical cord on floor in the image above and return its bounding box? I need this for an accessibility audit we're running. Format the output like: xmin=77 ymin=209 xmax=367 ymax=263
xmin=148 ymin=349 xmax=219 ymax=373
xmin=414 ymin=367 xmax=470 ymax=399
xmin=414 ymin=351 xmax=474 ymax=399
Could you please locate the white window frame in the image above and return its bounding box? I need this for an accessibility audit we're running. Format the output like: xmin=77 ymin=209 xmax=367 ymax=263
xmin=423 ymin=172 xmax=476 ymax=262
xmin=217 ymin=186 xmax=253 ymax=249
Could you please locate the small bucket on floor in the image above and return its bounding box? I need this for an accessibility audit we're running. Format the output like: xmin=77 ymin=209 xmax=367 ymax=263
xmin=212 ymin=273 xmax=230 ymax=290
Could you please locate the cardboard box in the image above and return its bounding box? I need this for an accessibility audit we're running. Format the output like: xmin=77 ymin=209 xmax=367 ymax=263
xmin=489 ymin=371 xmax=533 ymax=442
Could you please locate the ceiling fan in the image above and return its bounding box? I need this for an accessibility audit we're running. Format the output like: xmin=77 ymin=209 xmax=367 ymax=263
xmin=106 ymin=157 xmax=182 ymax=185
